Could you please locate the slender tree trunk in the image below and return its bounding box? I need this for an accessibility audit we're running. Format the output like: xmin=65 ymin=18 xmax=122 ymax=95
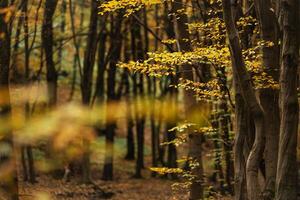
xmin=233 ymin=72 xmax=253 ymax=200
xmin=26 ymin=146 xmax=35 ymax=183
xmin=211 ymin=108 xmax=225 ymax=192
xmin=102 ymin=14 xmax=123 ymax=181
xmin=21 ymin=146 xmax=28 ymax=181
xmin=150 ymin=92 xmax=158 ymax=176
xmin=172 ymin=0 xmax=204 ymax=198
xmin=134 ymin=73 xmax=146 ymax=178
xmin=136 ymin=13 xmax=146 ymax=172
xmin=10 ymin=4 xmax=24 ymax=81
xmin=123 ymin=31 xmax=135 ymax=160
xmin=95 ymin=19 xmax=107 ymax=103
xmin=0 ymin=1 xmax=19 ymax=199
xmin=275 ymin=0 xmax=299 ymax=199
xmin=217 ymin=66 xmax=234 ymax=194
xmin=68 ymin=0 xmax=84 ymax=101
xmin=42 ymin=0 xmax=58 ymax=107
xmin=19 ymin=0 xmax=28 ymax=182
xmin=58 ymin=0 xmax=67 ymax=70
xmin=166 ymin=75 xmax=178 ymax=179
xmin=23 ymin=0 xmax=36 ymax=184
xmin=80 ymin=0 xmax=99 ymax=183
xmin=130 ymin=13 xmax=146 ymax=178
xmin=81 ymin=0 xmax=98 ymax=105
xmin=231 ymin=2 xmax=255 ymax=199
xmin=125 ymin=97 xmax=135 ymax=160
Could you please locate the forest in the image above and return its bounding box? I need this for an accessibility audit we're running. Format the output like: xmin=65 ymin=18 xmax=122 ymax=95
xmin=0 ymin=0 xmax=299 ymax=199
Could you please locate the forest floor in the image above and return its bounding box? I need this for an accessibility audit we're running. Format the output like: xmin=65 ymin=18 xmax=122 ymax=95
xmin=18 ymin=136 xmax=188 ymax=200
xmin=19 ymin=174 xmax=186 ymax=200
xmin=19 ymin=160 xmax=188 ymax=200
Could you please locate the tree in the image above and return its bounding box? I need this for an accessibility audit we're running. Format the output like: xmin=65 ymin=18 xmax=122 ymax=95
xmin=1 ymin=0 xmax=298 ymax=199
xmin=80 ymin=0 xmax=99 ymax=183
xmin=102 ymin=13 xmax=123 ymax=181
xmin=0 ymin=1 xmax=19 ymax=199
xmin=132 ymin=12 xmax=146 ymax=178
xmin=222 ymin=0 xmax=266 ymax=199
xmin=22 ymin=0 xmax=36 ymax=184
xmin=172 ymin=0 xmax=204 ymax=199
xmin=42 ymin=0 xmax=59 ymax=107
xmin=253 ymin=0 xmax=280 ymax=196
xmin=275 ymin=0 xmax=299 ymax=199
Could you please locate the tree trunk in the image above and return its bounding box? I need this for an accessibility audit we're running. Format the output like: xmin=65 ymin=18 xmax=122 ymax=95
xmin=166 ymin=74 xmax=178 ymax=179
xmin=11 ymin=3 xmax=24 ymax=81
xmin=275 ymin=0 xmax=299 ymax=199
xmin=172 ymin=0 xmax=204 ymax=198
xmin=233 ymin=72 xmax=254 ymax=200
xmin=80 ymin=0 xmax=99 ymax=183
xmin=68 ymin=0 xmax=84 ymax=101
xmin=0 ymin=1 xmax=19 ymax=199
xmin=217 ymin=67 xmax=234 ymax=194
xmin=102 ymin=14 xmax=123 ymax=181
xmin=58 ymin=0 xmax=67 ymax=69
xmin=123 ymin=30 xmax=135 ymax=160
xmin=42 ymin=0 xmax=58 ymax=107
xmin=131 ymin=13 xmax=146 ymax=178
xmin=222 ymin=0 xmax=266 ymax=199
xmin=95 ymin=19 xmax=107 ymax=103
xmin=230 ymin=2 xmax=255 ymax=199
xmin=23 ymin=0 xmax=36 ymax=184
xmin=81 ymin=0 xmax=98 ymax=105
xmin=253 ymin=1 xmax=280 ymax=197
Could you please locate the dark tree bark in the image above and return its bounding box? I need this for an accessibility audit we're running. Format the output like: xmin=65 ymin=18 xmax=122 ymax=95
xmin=123 ymin=29 xmax=135 ymax=161
xmin=230 ymin=2 xmax=256 ymax=199
xmin=0 ymin=1 xmax=19 ymax=199
xmin=68 ymin=0 xmax=84 ymax=101
xmin=42 ymin=0 xmax=59 ymax=107
xmin=81 ymin=0 xmax=99 ymax=105
xmin=166 ymin=120 xmax=178 ymax=177
xmin=23 ymin=0 xmax=36 ymax=184
xmin=233 ymin=66 xmax=255 ymax=200
xmin=102 ymin=13 xmax=123 ymax=181
xmin=80 ymin=0 xmax=99 ymax=183
xmin=125 ymin=93 xmax=135 ymax=160
xmin=211 ymin=111 xmax=225 ymax=192
xmin=172 ymin=0 xmax=204 ymax=198
xmin=58 ymin=0 xmax=67 ymax=69
xmin=275 ymin=0 xmax=299 ymax=199
xmin=253 ymin=0 xmax=280 ymax=197
xmin=217 ymin=67 xmax=234 ymax=194
xmin=10 ymin=3 xmax=24 ymax=81
xmin=21 ymin=146 xmax=28 ymax=181
xmin=130 ymin=13 xmax=146 ymax=178
xmin=166 ymin=74 xmax=178 ymax=179
xmin=94 ymin=18 xmax=107 ymax=104
xmin=222 ymin=0 xmax=266 ymax=199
